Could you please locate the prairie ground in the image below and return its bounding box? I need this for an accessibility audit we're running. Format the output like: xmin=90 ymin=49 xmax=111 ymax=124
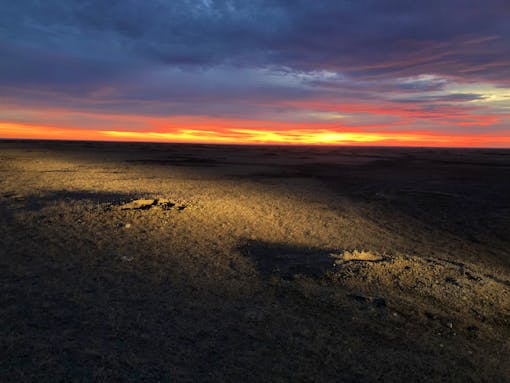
xmin=1 ymin=140 xmax=509 ymax=382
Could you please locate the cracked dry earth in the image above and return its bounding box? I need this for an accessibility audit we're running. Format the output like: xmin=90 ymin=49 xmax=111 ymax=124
xmin=1 ymin=140 xmax=510 ymax=382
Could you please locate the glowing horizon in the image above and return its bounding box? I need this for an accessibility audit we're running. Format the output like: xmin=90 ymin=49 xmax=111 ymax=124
xmin=2 ymin=2 xmax=510 ymax=147
xmin=2 ymin=121 xmax=509 ymax=148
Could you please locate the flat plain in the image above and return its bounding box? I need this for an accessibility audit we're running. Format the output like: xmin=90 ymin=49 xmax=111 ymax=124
xmin=1 ymin=140 xmax=510 ymax=382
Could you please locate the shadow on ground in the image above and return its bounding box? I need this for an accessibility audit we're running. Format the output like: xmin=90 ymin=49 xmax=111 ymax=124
xmin=239 ymin=240 xmax=337 ymax=280
xmin=2 ymin=197 xmax=508 ymax=382
xmin=1 ymin=190 xmax=139 ymax=212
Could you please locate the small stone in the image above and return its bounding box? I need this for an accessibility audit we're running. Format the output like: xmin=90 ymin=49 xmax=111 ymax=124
xmin=124 ymin=223 xmax=131 ymax=228
xmin=446 ymin=322 xmax=453 ymax=329
xmin=120 ymin=199 xmax=157 ymax=210
xmin=372 ymin=297 xmax=386 ymax=308
xmin=339 ymin=250 xmax=384 ymax=262
xmin=121 ymin=256 xmax=134 ymax=262
xmin=244 ymin=310 xmax=264 ymax=322
xmin=445 ymin=277 xmax=460 ymax=286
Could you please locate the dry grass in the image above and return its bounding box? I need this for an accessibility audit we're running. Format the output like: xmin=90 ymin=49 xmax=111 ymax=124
xmin=1 ymin=140 xmax=509 ymax=382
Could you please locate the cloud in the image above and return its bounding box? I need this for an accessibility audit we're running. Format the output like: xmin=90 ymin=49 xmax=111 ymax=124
xmin=1 ymin=0 xmax=510 ymax=145
xmin=392 ymin=93 xmax=487 ymax=103
xmin=3 ymin=1 xmax=510 ymax=80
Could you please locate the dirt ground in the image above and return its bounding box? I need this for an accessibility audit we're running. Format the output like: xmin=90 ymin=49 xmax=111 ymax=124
xmin=1 ymin=140 xmax=509 ymax=382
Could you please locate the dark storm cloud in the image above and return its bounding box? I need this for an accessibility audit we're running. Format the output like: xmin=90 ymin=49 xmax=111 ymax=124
xmin=1 ymin=0 xmax=509 ymax=115
xmin=3 ymin=1 xmax=510 ymax=72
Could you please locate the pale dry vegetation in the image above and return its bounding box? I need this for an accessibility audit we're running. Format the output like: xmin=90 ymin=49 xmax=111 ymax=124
xmin=1 ymin=140 xmax=509 ymax=382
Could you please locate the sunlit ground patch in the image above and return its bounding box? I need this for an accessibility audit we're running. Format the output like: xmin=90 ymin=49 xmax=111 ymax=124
xmin=241 ymin=240 xmax=510 ymax=337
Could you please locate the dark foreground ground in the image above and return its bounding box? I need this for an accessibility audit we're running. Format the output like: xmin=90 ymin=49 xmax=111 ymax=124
xmin=1 ymin=140 xmax=509 ymax=382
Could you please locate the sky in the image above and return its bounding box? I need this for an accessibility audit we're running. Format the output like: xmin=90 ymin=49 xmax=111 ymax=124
xmin=1 ymin=0 xmax=510 ymax=147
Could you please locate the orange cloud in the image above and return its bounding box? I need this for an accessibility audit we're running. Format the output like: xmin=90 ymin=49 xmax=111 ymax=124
xmin=2 ymin=121 xmax=509 ymax=148
xmin=283 ymin=100 xmax=507 ymax=127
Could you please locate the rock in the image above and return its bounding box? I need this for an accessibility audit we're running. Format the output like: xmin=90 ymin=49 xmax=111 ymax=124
xmin=445 ymin=276 xmax=460 ymax=286
xmin=124 ymin=223 xmax=131 ymax=228
xmin=337 ymin=250 xmax=384 ymax=262
xmin=120 ymin=199 xmax=157 ymax=210
xmin=348 ymin=294 xmax=386 ymax=308
xmin=348 ymin=294 xmax=370 ymax=303
xmin=372 ymin=297 xmax=387 ymax=308
xmin=117 ymin=198 xmax=184 ymax=211
xmin=244 ymin=309 xmax=265 ymax=322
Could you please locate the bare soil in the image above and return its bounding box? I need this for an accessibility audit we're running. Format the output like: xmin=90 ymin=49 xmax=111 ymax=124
xmin=1 ymin=140 xmax=509 ymax=382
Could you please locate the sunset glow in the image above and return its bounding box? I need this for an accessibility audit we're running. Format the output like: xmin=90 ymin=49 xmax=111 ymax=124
xmin=1 ymin=2 xmax=510 ymax=147
xmin=2 ymin=121 xmax=509 ymax=148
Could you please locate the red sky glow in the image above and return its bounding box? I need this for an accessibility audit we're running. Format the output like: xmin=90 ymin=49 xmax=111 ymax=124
xmin=1 ymin=2 xmax=510 ymax=147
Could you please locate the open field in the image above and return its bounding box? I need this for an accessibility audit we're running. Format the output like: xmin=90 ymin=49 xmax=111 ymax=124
xmin=1 ymin=140 xmax=510 ymax=382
